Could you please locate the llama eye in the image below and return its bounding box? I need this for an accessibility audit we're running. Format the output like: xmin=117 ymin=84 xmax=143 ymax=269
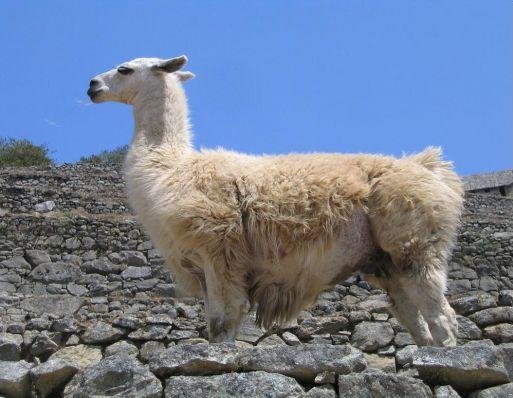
xmin=117 ymin=66 xmax=133 ymax=75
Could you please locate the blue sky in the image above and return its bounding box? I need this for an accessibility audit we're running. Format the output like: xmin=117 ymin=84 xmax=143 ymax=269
xmin=0 ymin=1 xmax=510 ymax=175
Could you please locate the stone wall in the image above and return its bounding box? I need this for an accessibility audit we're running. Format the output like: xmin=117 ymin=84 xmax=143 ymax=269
xmin=0 ymin=164 xmax=512 ymax=397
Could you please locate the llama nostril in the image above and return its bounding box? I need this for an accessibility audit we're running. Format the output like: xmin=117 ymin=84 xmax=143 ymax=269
xmin=89 ymin=79 xmax=100 ymax=88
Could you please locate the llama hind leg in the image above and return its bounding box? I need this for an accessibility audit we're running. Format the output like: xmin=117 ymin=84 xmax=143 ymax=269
xmin=363 ymin=270 xmax=433 ymax=346
xmin=386 ymin=280 xmax=433 ymax=346
xmin=401 ymin=269 xmax=457 ymax=347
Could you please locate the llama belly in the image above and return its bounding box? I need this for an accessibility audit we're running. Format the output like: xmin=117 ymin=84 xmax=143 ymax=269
xmin=322 ymin=208 xmax=378 ymax=286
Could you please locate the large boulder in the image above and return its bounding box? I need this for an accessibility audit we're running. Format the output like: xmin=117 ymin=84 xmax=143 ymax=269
xmin=412 ymin=343 xmax=510 ymax=392
xmin=63 ymin=355 xmax=162 ymax=398
xmin=338 ymin=371 xmax=433 ymax=398
xmin=20 ymin=295 xmax=84 ymax=317
xmin=164 ymin=371 xmax=304 ymax=398
xmin=239 ymin=344 xmax=366 ymax=382
xmin=351 ymin=321 xmax=394 ymax=352
xmin=30 ymin=262 xmax=81 ymax=284
xmin=150 ymin=343 xmax=240 ymax=377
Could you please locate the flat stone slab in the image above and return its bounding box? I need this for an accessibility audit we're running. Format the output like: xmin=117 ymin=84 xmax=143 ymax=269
xmin=240 ymin=344 xmax=366 ymax=382
xmin=19 ymin=295 xmax=84 ymax=317
xmin=30 ymin=262 xmax=81 ymax=283
xmin=150 ymin=343 xmax=240 ymax=377
xmin=49 ymin=344 xmax=103 ymax=371
xmin=63 ymin=355 xmax=162 ymax=398
xmin=469 ymin=307 xmax=513 ymax=327
xmin=412 ymin=343 xmax=510 ymax=392
xmin=81 ymin=321 xmax=124 ymax=344
xmin=338 ymin=371 xmax=433 ymax=398
xmin=164 ymin=371 xmax=305 ymax=398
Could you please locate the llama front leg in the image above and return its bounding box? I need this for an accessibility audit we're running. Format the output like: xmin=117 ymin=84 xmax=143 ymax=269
xmin=202 ymin=264 xmax=248 ymax=342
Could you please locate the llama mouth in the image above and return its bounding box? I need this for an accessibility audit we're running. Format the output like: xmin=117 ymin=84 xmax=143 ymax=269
xmin=87 ymin=89 xmax=103 ymax=101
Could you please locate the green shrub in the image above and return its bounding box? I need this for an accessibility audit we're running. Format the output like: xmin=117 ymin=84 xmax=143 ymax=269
xmin=79 ymin=145 xmax=128 ymax=167
xmin=0 ymin=137 xmax=54 ymax=167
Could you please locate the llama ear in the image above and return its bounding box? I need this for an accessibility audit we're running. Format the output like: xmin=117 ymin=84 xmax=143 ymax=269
xmin=175 ymin=71 xmax=195 ymax=82
xmin=153 ymin=55 xmax=188 ymax=73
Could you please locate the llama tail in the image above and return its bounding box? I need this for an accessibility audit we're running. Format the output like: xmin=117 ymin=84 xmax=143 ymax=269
xmin=406 ymin=146 xmax=464 ymax=198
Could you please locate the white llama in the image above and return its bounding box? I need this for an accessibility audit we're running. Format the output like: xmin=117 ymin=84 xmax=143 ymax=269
xmin=87 ymin=55 xmax=464 ymax=345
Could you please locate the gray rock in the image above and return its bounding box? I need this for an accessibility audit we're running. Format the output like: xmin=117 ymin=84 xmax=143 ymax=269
xmin=105 ymin=340 xmax=139 ymax=357
xmin=434 ymin=385 xmax=461 ymax=398
xmin=394 ymin=332 xmax=415 ymax=347
xmin=0 ymin=256 xmax=31 ymax=272
xmin=150 ymin=343 xmax=240 ymax=377
xmin=30 ymin=262 xmax=81 ymax=283
xmin=0 ymin=281 xmax=16 ymax=293
xmin=65 ymin=237 xmax=81 ymax=250
xmin=351 ymin=321 xmax=394 ymax=352
xmin=81 ymin=321 xmax=124 ymax=344
xmin=257 ymin=334 xmax=286 ymax=346
xmin=498 ymin=343 xmax=513 ymax=380
xmin=305 ymin=385 xmax=337 ymax=398
xmin=299 ymin=315 xmax=348 ymax=335
xmin=34 ymin=200 xmax=55 ymax=212
xmin=45 ymin=235 xmax=63 ymax=248
xmin=121 ymin=266 xmax=152 ymax=279
xmin=0 ymin=360 xmax=33 ymax=398
xmin=20 ymin=295 xmax=84 ymax=317
xmin=236 ymin=312 xmax=266 ymax=344
xmin=499 ymin=291 xmax=513 ymax=306
xmin=139 ymin=341 xmax=166 ymax=363
xmin=484 ymin=323 xmax=513 ymax=343
xmin=83 ymin=257 xmax=125 ymax=275
xmin=469 ymin=307 xmax=513 ymax=327
xmin=469 ymin=382 xmax=513 ymax=398
xmin=51 ymin=318 xmax=78 ymax=334
xmin=364 ymin=353 xmax=396 ymax=373
xmin=24 ymin=250 xmax=51 ymax=267
xmin=63 ymin=355 xmax=162 ymax=398
xmin=128 ymin=324 xmax=171 ymax=341
xmin=0 ymin=333 xmax=23 ymax=361
xmin=164 ymin=371 xmax=305 ymax=398
xmin=168 ymin=329 xmax=199 ymax=342
xmin=119 ymin=251 xmax=148 ymax=266
xmin=450 ymin=292 xmax=497 ymax=316
xmin=30 ymin=358 xmax=76 ymax=398
xmin=240 ymin=344 xmax=366 ymax=382
xmin=49 ymin=344 xmax=102 ymax=371
xmin=456 ymin=316 xmax=482 ymax=340
xmin=412 ymin=343 xmax=510 ymax=392
xmin=282 ymin=331 xmax=301 ymax=346
xmin=338 ymin=371 xmax=433 ymax=398
xmin=396 ymin=345 xmax=418 ymax=367
xmin=30 ymin=333 xmax=59 ymax=357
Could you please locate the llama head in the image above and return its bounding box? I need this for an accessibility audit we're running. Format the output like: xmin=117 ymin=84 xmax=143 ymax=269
xmin=87 ymin=55 xmax=194 ymax=104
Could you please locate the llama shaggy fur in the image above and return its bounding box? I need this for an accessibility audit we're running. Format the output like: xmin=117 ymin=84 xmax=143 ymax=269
xmin=88 ymin=56 xmax=464 ymax=345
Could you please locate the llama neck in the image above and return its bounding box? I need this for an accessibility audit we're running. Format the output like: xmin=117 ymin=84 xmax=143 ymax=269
xmin=131 ymin=77 xmax=192 ymax=154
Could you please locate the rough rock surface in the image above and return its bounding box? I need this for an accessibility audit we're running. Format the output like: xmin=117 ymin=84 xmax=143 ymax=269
xmin=240 ymin=344 xmax=366 ymax=382
xmin=338 ymin=371 xmax=433 ymax=398
xmin=0 ymin=165 xmax=512 ymax=396
xmin=63 ymin=355 xmax=162 ymax=398
xmin=165 ymin=371 xmax=305 ymax=397
xmin=413 ymin=343 xmax=510 ymax=392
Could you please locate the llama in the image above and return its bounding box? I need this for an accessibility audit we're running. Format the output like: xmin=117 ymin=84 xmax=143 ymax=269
xmin=87 ymin=55 xmax=464 ymax=345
